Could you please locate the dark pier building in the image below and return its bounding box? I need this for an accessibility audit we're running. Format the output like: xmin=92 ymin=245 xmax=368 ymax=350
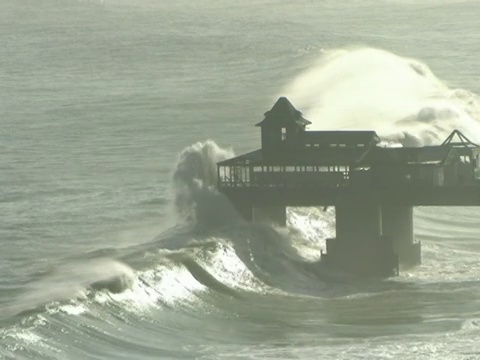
xmin=217 ymin=97 xmax=480 ymax=277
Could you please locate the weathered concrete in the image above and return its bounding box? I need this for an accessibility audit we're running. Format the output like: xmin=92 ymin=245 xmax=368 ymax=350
xmin=322 ymin=203 xmax=398 ymax=277
xmin=335 ymin=203 xmax=382 ymax=240
xmin=234 ymin=201 xmax=253 ymax=222
xmin=254 ymin=206 xmax=287 ymax=226
xmin=382 ymin=206 xmax=421 ymax=268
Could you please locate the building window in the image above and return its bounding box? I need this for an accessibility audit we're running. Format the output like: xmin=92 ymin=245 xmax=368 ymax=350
xmin=461 ymin=155 xmax=471 ymax=164
xmin=282 ymin=127 xmax=287 ymax=141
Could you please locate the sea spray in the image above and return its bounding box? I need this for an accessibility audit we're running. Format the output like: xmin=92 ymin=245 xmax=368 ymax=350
xmin=171 ymin=140 xmax=241 ymax=229
xmin=0 ymin=258 xmax=135 ymax=319
xmin=283 ymin=47 xmax=480 ymax=146
xmin=165 ymin=139 xmax=332 ymax=294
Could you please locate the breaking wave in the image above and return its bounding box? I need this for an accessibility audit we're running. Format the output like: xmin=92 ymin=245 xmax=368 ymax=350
xmin=6 ymin=49 xmax=480 ymax=325
xmin=2 ymin=137 xmax=479 ymax=358
xmin=0 ymin=139 xmax=337 ymax=360
xmin=171 ymin=140 xmax=241 ymax=230
xmin=3 ymin=48 xmax=480 ymax=359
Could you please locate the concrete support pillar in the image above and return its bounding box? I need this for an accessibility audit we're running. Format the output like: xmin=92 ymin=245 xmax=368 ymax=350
xmin=324 ymin=203 xmax=397 ymax=277
xmin=381 ymin=206 xmax=421 ymax=268
xmin=254 ymin=206 xmax=287 ymax=226
xmin=335 ymin=204 xmax=382 ymax=241
xmin=233 ymin=201 xmax=253 ymax=222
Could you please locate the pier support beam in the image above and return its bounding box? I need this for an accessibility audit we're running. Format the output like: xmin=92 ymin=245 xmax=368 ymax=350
xmin=253 ymin=206 xmax=287 ymax=226
xmin=323 ymin=203 xmax=398 ymax=277
xmin=381 ymin=206 xmax=421 ymax=268
xmin=233 ymin=201 xmax=253 ymax=222
xmin=335 ymin=204 xmax=382 ymax=240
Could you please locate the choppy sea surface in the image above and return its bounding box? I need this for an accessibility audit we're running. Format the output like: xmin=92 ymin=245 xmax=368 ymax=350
xmin=1 ymin=1 xmax=480 ymax=359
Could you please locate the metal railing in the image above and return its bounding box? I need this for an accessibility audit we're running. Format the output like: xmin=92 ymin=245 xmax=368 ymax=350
xmin=218 ymin=171 xmax=350 ymax=188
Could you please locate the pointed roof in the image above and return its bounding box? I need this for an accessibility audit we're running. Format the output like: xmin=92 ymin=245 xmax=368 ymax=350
xmin=256 ymin=97 xmax=311 ymax=127
xmin=441 ymin=129 xmax=479 ymax=147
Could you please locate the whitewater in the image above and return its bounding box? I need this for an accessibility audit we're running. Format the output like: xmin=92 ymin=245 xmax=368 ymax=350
xmin=1 ymin=1 xmax=480 ymax=359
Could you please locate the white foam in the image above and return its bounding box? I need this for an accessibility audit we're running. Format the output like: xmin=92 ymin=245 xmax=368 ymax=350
xmin=58 ymin=304 xmax=88 ymax=316
xmin=95 ymin=264 xmax=206 ymax=312
xmin=283 ymin=47 xmax=480 ymax=145
xmin=287 ymin=207 xmax=335 ymax=261
xmin=6 ymin=330 xmax=42 ymax=345
xmin=200 ymin=241 xmax=271 ymax=292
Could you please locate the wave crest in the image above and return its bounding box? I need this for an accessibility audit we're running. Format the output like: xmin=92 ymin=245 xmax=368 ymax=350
xmin=171 ymin=140 xmax=240 ymax=229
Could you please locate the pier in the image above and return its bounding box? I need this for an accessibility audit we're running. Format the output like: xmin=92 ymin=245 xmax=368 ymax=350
xmin=217 ymin=97 xmax=480 ymax=277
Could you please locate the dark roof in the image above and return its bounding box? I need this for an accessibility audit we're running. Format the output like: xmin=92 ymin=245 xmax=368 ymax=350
xmin=217 ymin=147 xmax=371 ymax=166
xmin=217 ymin=150 xmax=263 ymax=166
xmin=367 ymin=146 xmax=456 ymax=165
xmin=218 ymin=144 xmax=462 ymax=167
xmin=256 ymin=97 xmax=311 ymax=127
xmin=287 ymin=147 xmax=371 ymax=165
xmin=303 ymin=131 xmax=381 ymax=146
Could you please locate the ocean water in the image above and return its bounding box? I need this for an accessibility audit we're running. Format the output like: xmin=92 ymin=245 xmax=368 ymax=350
xmin=1 ymin=0 xmax=480 ymax=359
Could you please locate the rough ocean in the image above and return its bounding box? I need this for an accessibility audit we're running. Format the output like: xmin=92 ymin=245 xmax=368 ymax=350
xmin=1 ymin=1 xmax=480 ymax=359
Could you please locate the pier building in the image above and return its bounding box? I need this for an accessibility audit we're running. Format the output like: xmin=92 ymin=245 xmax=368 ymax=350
xmin=217 ymin=97 xmax=480 ymax=277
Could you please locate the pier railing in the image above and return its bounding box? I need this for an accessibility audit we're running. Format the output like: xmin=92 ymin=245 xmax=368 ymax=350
xmin=217 ymin=164 xmax=351 ymax=188
xmin=217 ymin=163 xmax=480 ymax=189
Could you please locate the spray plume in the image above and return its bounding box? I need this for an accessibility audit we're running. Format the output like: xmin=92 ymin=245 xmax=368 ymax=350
xmin=283 ymin=47 xmax=480 ymax=146
xmin=171 ymin=140 xmax=240 ymax=229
